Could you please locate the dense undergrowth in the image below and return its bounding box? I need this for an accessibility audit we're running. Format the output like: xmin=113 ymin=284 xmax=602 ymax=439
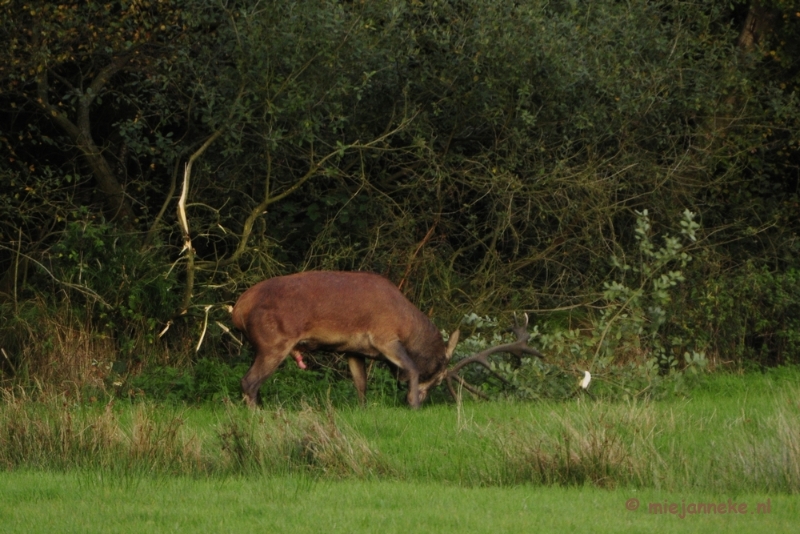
xmin=2 ymin=0 xmax=799 ymax=399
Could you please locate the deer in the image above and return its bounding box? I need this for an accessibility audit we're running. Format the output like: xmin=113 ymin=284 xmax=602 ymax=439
xmin=231 ymin=270 xmax=544 ymax=408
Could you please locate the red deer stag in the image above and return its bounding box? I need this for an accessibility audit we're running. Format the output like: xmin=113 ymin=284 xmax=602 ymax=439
xmin=231 ymin=271 xmax=460 ymax=408
xmin=231 ymin=271 xmax=545 ymax=408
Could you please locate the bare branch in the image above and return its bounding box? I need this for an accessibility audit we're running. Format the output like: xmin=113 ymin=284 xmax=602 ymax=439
xmin=0 ymin=244 xmax=110 ymax=308
xmin=398 ymin=222 xmax=437 ymax=292
xmin=176 ymin=85 xmax=246 ymax=312
xmin=177 ymin=129 xmax=225 ymax=314
xmin=200 ymin=111 xmax=419 ymax=270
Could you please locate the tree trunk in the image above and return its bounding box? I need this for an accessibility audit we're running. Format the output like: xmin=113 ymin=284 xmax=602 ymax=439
xmin=36 ymin=60 xmax=136 ymax=228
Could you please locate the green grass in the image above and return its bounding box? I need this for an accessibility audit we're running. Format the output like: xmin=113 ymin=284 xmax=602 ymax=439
xmin=0 ymin=471 xmax=797 ymax=533
xmin=336 ymin=366 xmax=800 ymax=491
xmin=1 ymin=368 xmax=800 ymax=531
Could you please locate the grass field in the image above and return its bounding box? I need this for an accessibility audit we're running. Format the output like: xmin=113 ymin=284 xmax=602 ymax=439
xmin=1 ymin=471 xmax=797 ymax=533
xmin=1 ymin=367 xmax=799 ymax=531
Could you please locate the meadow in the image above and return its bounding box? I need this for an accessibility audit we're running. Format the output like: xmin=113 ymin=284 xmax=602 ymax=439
xmin=1 ymin=367 xmax=799 ymax=532
xmin=2 ymin=472 xmax=797 ymax=533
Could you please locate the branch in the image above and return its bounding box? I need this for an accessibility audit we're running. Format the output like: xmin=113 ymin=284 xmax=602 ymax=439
xmin=176 ymin=86 xmax=246 ymax=313
xmin=37 ymin=59 xmax=136 ymax=224
xmin=78 ymin=54 xmax=135 ymax=139
xmin=0 ymin=244 xmax=110 ymax=308
xmin=36 ymin=70 xmax=81 ymax=140
xmin=398 ymin=221 xmax=437 ymax=292
xmin=177 ymin=129 xmax=225 ymax=314
xmin=202 ymin=111 xmax=419 ymax=269
xmin=143 ymin=156 xmax=182 ymax=249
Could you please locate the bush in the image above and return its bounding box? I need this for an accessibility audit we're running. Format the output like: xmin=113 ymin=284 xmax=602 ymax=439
xmin=690 ymin=264 xmax=800 ymax=367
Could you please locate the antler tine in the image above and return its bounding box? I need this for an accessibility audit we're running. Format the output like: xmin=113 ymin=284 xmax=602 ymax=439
xmin=446 ymin=374 xmax=490 ymax=400
xmin=446 ymin=374 xmax=458 ymax=399
xmin=509 ymin=312 xmax=530 ymax=344
xmin=513 ymin=312 xmax=529 ymax=329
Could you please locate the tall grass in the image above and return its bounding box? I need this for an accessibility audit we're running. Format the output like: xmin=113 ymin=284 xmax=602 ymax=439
xmin=0 ymin=389 xmax=201 ymax=474
xmin=722 ymin=410 xmax=800 ymax=493
xmin=491 ymin=398 xmax=800 ymax=493
xmin=0 ymin=299 xmax=117 ymax=393
xmin=215 ymin=403 xmax=390 ymax=477
xmin=1 ymin=372 xmax=799 ymax=493
xmin=0 ymin=390 xmax=388 ymax=478
xmin=496 ymin=401 xmax=662 ymax=488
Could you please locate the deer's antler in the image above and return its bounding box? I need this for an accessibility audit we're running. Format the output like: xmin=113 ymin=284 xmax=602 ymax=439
xmin=446 ymin=313 xmax=544 ymax=398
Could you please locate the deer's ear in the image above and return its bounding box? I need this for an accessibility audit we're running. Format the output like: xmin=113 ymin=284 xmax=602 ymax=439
xmin=445 ymin=330 xmax=460 ymax=361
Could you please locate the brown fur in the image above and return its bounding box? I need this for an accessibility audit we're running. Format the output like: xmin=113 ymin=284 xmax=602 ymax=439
xmin=231 ymin=271 xmax=458 ymax=408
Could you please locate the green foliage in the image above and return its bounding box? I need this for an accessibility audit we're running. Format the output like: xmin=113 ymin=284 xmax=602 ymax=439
xmin=47 ymin=214 xmax=180 ymax=355
xmin=259 ymin=359 xmax=405 ymax=408
xmin=594 ymin=209 xmax=705 ymax=371
xmin=130 ymin=358 xmax=253 ymax=404
xmin=690 ymin=264 xmax=800 ymax=366
xmin=455 ymin=210 xmax=710 ymax=402
xmin=2 ymin=0 xmax=799 ymax=391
